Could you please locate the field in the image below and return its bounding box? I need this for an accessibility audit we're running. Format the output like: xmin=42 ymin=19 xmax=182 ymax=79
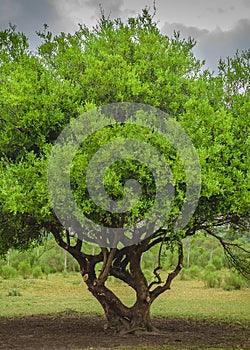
xmin=0 ymin=273 xmax=249 ymax=349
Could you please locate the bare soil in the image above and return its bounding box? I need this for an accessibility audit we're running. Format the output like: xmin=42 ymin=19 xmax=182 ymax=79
xmin=0 ymin=315 xmax=249 ymax=349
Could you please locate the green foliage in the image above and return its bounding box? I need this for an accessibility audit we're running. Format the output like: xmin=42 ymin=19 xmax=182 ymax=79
xmin=180 ymin=265 xmax=202 ymax=280
xmin=32 ymin=266 xmax=43 ymax=279
xmin=212 ymin=256 xmax=223 ymax=270
xmin=0 ymin=265 xmax=18 ymax=279
xmin=202 ymin=271 xmax=222 ymax=289
xmin=0 ymin=238 xmax=81 ymax=275
xmin=182 ymin=234 xmax=226 ymax=269
xmin=143 ymin=269 xmax=153 ymax=282
xmin=223 ymin=270 xmax=246 ymax=291
xmin=18 ymin=261 xmax=32 ymax=279
xmin=7 ymin=289 xmax=22 ymax=297
xmin=37 ymin=243 xmax=79 ymax=273
xmin=204 ymin=263 xmax=217 ymax=273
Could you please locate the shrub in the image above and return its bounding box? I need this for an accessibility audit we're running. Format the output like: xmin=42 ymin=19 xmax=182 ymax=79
xmin=67 ymin=255 xmax=80 ymax=272
xmin=202 ymin=271 xmax=222 ymax=288
xmin=0 ymin=265 xmax=18 ymax=279
xmin=223 ymin=271 xmax=246 ymax=291
xmin=40 ymin=265 xmax=50 ymax=275
xmin=179 ymin=265 xmax=201 ymax=280
xmin=179 ymin=268 xmax=188 ymax=280
xmin=212 ymin=256 xmax=223 ymax=270
xmin=32 ymin=266 xmax=43 ymax=279
xmin=39 ymin=249 xmax=64 ymax=273
xmin=18 ymin=261 xmax=32 ymax=279
xmin=187 ymin=265 xmax=201 ymax=279
xmin=195 ymin=251 xmax=210 ymax=268
xmin=204 ymin=263 xmax=217 ymax=272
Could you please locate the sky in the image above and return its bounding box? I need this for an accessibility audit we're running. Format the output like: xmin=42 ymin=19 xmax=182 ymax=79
xmin=0 ymin=0 xmax=249 ymax=72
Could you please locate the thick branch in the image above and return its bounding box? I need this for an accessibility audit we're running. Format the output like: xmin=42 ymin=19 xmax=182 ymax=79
xmin=111 ymin=249 xmax=136 ymax=288
xmin=99 ymin=248 xmax=108 ymax=276
xmin=74 ymin=238 xmax=82 ymax=252
xmin=110 ymin=266 xmax=136 ymax=289
xmin=130 ymin=244 xmax=149 ymax=295
xmin=65 ymin=229 xmax=70 ymax=247
xmin=97 ymin=248 xmax=117 ymax=285
xmin=88 ymin=283 xmax=132 ymax=319
xmin=113 ymin=246 xmax=132 ymax=266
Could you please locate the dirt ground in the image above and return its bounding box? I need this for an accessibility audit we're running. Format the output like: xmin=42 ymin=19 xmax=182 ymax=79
xmin=0 ymin=315 xmax=249 ymax=349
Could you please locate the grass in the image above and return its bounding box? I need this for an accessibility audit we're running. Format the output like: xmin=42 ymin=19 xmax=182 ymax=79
xmin=0 ymin=272 xmax=249 ymax=325
xmin=151 ymin=278 xmax=250 ymax=323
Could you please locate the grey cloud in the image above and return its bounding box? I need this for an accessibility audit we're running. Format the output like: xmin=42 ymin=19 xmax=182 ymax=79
xmin=198 ymin=18 xmax=250 ymax=71
xmin=216 ymin=6 xmax=235 ymax=14
xmin=0 ymin=0 xmax=20 ymax=20
xmin=85 ymin=0 xmax=124 ymax=18
xmin=161 ymin=19 xmax=250 ymax=73
xmin=0 ymin=0 xmax=57 ymax=29
xmin=242 ymin=0 xmax=250 ymax=8
xmin=0 ymin=0 xmax=58 ymax=48
xmin=207 ymin=4 xmax=235 ymax=15
xmin=161 ymin=22 xmax=209 ymax=40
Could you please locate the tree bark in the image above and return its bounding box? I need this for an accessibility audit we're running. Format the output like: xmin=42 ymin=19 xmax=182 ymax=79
xmin=50 ymin=226 xmax=181 ymax=334
xmin=87 ymin=281 xmax=153 ymax=333
xmin=82 ymin=244 xmax=154 ymax=333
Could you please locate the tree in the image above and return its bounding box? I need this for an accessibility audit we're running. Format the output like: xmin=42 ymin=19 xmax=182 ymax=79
xmin=0 ymin=9 xmax=249 ymax=333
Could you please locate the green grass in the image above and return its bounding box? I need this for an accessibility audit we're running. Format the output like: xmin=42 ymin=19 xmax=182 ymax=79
xmin=151 ymin=279 xmax=250 ymax=323
xmin=0 ymin=273 xmax=249 ymax=325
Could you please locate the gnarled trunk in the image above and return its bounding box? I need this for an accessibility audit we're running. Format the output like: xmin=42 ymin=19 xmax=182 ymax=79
xmin=87 ymin=282 xmax=152 ymax=333
xmin=50 ymin=227 xmax=183 ymax=334
xmin=130 ymin=300 xmax=152 ymax=332
xmin=83 ymin=245 xmax=158 ymax=333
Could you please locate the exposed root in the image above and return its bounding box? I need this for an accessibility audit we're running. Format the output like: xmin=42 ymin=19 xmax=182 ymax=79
xmin=119 ymin=326 xmax=145 ymax=335
xmin=119 ymin=324 xmax=161 ymax=335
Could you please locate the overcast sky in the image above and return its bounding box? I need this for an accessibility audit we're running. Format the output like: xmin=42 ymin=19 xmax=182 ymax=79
xmin=0 ymin=0 xmax=249 ymax=72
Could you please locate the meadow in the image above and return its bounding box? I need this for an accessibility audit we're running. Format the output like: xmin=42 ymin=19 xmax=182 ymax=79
xmin=0 ymin=272 xmax=249 ymax=322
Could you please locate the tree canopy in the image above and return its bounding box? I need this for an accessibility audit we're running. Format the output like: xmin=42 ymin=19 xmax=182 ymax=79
xmin=0 ymin=9 xmax=249 ymax=332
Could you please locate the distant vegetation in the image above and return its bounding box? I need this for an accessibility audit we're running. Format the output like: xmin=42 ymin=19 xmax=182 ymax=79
xmin=1 ymin=232 xmax=248 ymax=291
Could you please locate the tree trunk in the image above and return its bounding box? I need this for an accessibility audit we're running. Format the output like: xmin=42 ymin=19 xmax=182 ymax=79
xmin=50 ymin=226 xmax=183 ymax=334
xmin=85 ymin=277 xmax=153 ymax=333
xmin=130 ymin=300 xmax=152 ymax=332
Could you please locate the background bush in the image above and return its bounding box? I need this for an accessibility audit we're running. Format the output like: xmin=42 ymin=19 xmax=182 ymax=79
xmin=0 ymin=265 xmax=18 ymax=279
xmin=223 ymin=270 xmax=246 ymax=291
xmin=202 ymin=271 xmax=222 ymax=288
xmin=18 ymin=261 xmax=32 ymax=279
xmin=32 ymin=266 xmax=43 ymax=279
